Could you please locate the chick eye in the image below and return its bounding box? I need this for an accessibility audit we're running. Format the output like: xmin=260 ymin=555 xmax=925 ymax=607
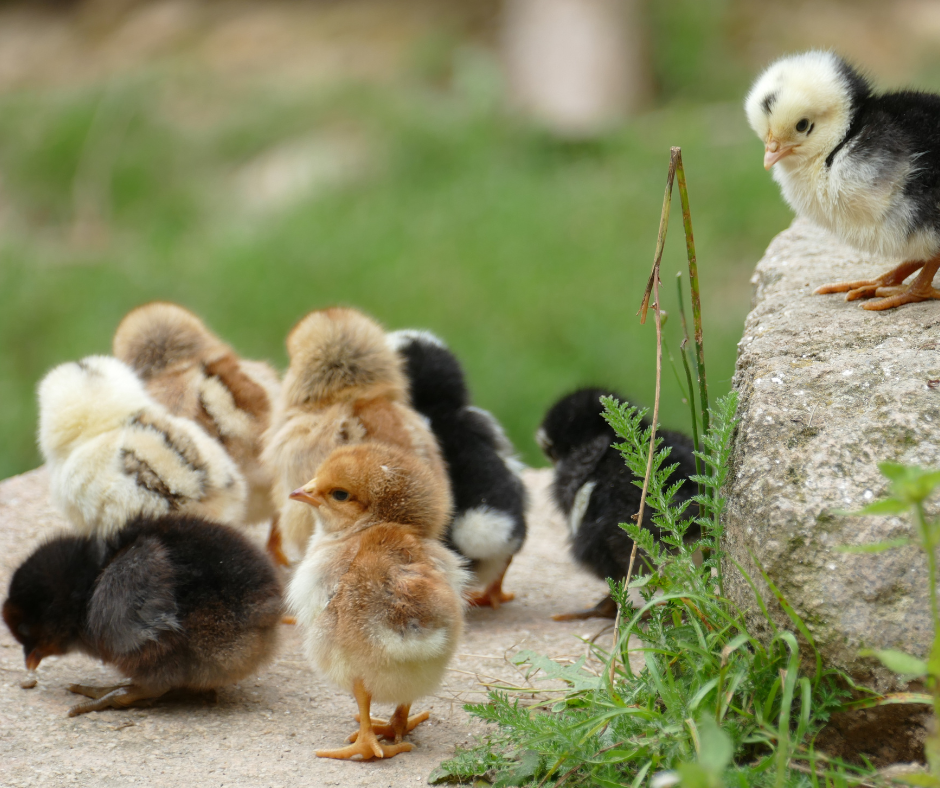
xmin=331 ymin=490 xmax=350 ymax=502
xmin=795 ymin=118 xmax=810 ymax=133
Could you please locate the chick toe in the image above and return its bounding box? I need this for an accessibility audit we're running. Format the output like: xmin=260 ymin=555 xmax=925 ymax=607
xmin=814 ymin=260 xmax=925 ymax=299
xmin=468 ymin=565 xmax=515 ymax=609
xmin=66 ymin=684 xmax=161 ymax=716
xmin=552 ymin=594 xmax=619 ymax=622
xmin=67 ymin=683 xmax=128 ymax=700
xmin=316 ymin=736 xmax=413 ymax=761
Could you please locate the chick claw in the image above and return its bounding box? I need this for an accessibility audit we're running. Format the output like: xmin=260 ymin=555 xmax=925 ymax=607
xmin=67 ymin=684 xmax=160 ymax=716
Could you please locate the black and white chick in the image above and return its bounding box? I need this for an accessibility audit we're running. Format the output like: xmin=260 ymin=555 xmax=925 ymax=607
xmin=536 ymin=387 xmax=698 ymax=621
xmin=388 ymin=330 xmax=527 ymax=609
xmin=746 ymin=50 xmax=940 ymax=311
xmin=2 ymin=514 xmax=282 ymax=716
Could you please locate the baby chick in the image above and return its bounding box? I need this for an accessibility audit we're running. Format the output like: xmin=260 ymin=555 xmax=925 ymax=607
xmin=263 ymin=308 xmax=451 ymax=560
xmin=38 ymin=356 xmax=247 ymax=537
xmin=537 ymin=387 xmax=698 ymax=621
xmin=113 ymin=302 xmax=284 ymax=561
xmin=3 ymin=514 xmax=282 ymax=716
xmin=388 ymin=329 xmax=527 ymax=609
xmin=287 ymin=442 xmax=467 ymax=760
xmin=746 ymin=50 xmax=940 ymax=310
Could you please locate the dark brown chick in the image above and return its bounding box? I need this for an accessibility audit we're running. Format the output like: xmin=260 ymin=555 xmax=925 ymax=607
xmin=113 ymin=302 xmax=284 ymax=561
xmin=263 ymin=307 xmax=451 ymax=560
xmin=3 ymin=515 xmax=282 ymax=716
xmin=287 ymin=443 xmax=466 ymax=761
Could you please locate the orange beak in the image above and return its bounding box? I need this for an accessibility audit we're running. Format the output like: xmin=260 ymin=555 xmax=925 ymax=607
xmin=25 ymin=647 xmax=44 ymax=671
xmin=764 ymin=137 xmax=796 ymax=169
xmin=289 ymin=487 xmax=322 ymax=507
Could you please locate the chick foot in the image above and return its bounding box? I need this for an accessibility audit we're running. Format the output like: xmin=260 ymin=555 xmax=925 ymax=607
xmin=814 ymin=260 xmax=924 ymax=300
xmin=467 ymin=561 xmax=515 ymax=610
xmin=351 ymin=705 xmax=429 ymax=743
xmin=552 ymin=593 xmax=618 ymax=622
xmin=67 ymin=683 xmax=161 ymax=716
xmin=318 ymin=678 xmax=414 ymax=760
xmin=317 ymin=732 xmax=413 ymax=760
xmin=862 ymin=258 xmax=940 ymax=310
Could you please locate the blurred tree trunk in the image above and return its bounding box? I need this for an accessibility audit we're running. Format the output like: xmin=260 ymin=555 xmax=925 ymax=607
xmin=501 ymin=0 xmax=650 ymax=137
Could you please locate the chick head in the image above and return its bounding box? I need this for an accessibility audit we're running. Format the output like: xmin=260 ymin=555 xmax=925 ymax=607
xmin=289 ymin=442 xmax=450 ymax=538
xmin=113 ymin=301 xmax=225 ymax=379
xmin=284 ymin=308 xmax=408 ymax=408
xmin=38 ymin=356 xmax=153 ymax=461
xmin=537 ymin=387 xmax=616 ymax=464
xmin=3 ymin=535 xmax=103 ymax=670
xmin=745 ymin=51 xmax=861 ymax=171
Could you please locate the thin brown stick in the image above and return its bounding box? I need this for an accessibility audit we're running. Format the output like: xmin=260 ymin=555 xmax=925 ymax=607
xmin=610 ymin=150 xmax=676 ymax=685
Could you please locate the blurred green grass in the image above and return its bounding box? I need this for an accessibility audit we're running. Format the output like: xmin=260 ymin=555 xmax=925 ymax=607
xmin=0 ymin=59 xmax=791 ymax=478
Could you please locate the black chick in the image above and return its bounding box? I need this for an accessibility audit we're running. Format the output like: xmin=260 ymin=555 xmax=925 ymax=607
xmin=3 ymin=515 xmax=282 ymax=716
xmin=536 ymin=387 xmax=698 ymax=621
xmin=388 ymin=330 xmax=528 ymax=609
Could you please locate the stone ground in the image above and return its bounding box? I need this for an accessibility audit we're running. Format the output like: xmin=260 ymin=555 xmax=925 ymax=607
xmin=0 ymin=467 xmax=624 ymax=788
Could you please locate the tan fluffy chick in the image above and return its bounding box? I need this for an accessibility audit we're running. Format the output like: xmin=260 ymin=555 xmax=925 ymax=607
xmin=262 ymin=307 xmax=451 ymax=560
xmin=287 ymin=442 xmax=467 ymax=760
xmin=38 ymin=356 xmax=247 ymax=537
xmin=113 ymin=302 xmax=283 ymax=557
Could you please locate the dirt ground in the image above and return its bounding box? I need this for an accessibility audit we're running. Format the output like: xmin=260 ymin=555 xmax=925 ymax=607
xmin=0 ymin=466 xmax=627 ymax=788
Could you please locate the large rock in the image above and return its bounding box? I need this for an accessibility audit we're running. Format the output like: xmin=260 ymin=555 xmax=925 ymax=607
xmin=724 ymin=218 xmax=940 ymax=694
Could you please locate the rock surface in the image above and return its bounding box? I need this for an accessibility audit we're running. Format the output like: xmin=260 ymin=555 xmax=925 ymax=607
xmin=0 ymin=466 xmax=630 ymax=788
xmin=724 ymin=218 xmax=940 ymax=693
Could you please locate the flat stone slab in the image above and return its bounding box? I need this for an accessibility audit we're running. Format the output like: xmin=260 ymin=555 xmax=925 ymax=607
xmin=0 ymin=467 xmax=619 ymax=787
xmin=724 ymin=218 xmax=940 ymax=692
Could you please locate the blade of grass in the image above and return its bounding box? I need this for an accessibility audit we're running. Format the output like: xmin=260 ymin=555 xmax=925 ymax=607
xmin=674 ymin=148 xmax=710 ymax=448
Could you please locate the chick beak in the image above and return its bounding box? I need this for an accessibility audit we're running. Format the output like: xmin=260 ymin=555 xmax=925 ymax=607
xmin=289 ymin=486 xmax=323 ymax=507
xmin=764 ymin=138 xmax=795 ymax=170
xmin=25 ymin=648 xmax=43 ymax=671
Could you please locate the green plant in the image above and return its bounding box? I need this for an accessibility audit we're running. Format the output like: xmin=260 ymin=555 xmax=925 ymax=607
xmin=841 ymin=463 xmax=940 ymax=785
xmin=432 ymin=149 xmax=871 ymax=787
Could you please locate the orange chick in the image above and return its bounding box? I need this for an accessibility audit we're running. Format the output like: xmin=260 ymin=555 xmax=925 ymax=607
xmin=262 ymin=307 xmax=450 ymax=561
xmin=287 ymin=442 xmax=467 ymax=760
xmin=113 ymin=302 xmax=285 ymax=562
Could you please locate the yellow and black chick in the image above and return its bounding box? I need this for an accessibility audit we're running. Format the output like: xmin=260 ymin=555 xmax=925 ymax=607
xmin=388 ymin=329 xmax=527 ymax=609
xmin=287 ymin=442 xmax=467 ymax=761
xmin=2 ymin=513 xmax=281 ymax=716
xmin=746 ymin=50 xmax=940 ymax=310
xmin=113 ymin=302 xmax=284 ymax=561
xmin=537 ymin=387 xmax=698 ymax=621
xmin=38 ymin=356 xmax=247 ymax=537
xmin=263 ymin=308 xmax=450 ymax=561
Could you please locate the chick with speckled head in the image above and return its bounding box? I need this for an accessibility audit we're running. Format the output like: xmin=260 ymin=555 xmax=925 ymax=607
xmin=113 ymin=302 xmax=283 ymax=560
xmin=262 ymin=307 xmax=451 ymax=562
xmin=287 ymin=442 xmax=467 ymax=761
xmin=746 ymin=50 xmax=940 ymax=310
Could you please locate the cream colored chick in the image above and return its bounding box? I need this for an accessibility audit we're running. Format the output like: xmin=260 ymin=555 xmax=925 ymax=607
xmin=262 ymin=307 xmax=451 ymax=561
xmin=287 ymin=442 xmax=467 ymax=760
xmin=38 ymin=356 xmax=247 ymax=537
xmin=113 ymin=302 xmax=283 ymax=556
xmin=746 ymin=51 xmax=940 ymax=310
